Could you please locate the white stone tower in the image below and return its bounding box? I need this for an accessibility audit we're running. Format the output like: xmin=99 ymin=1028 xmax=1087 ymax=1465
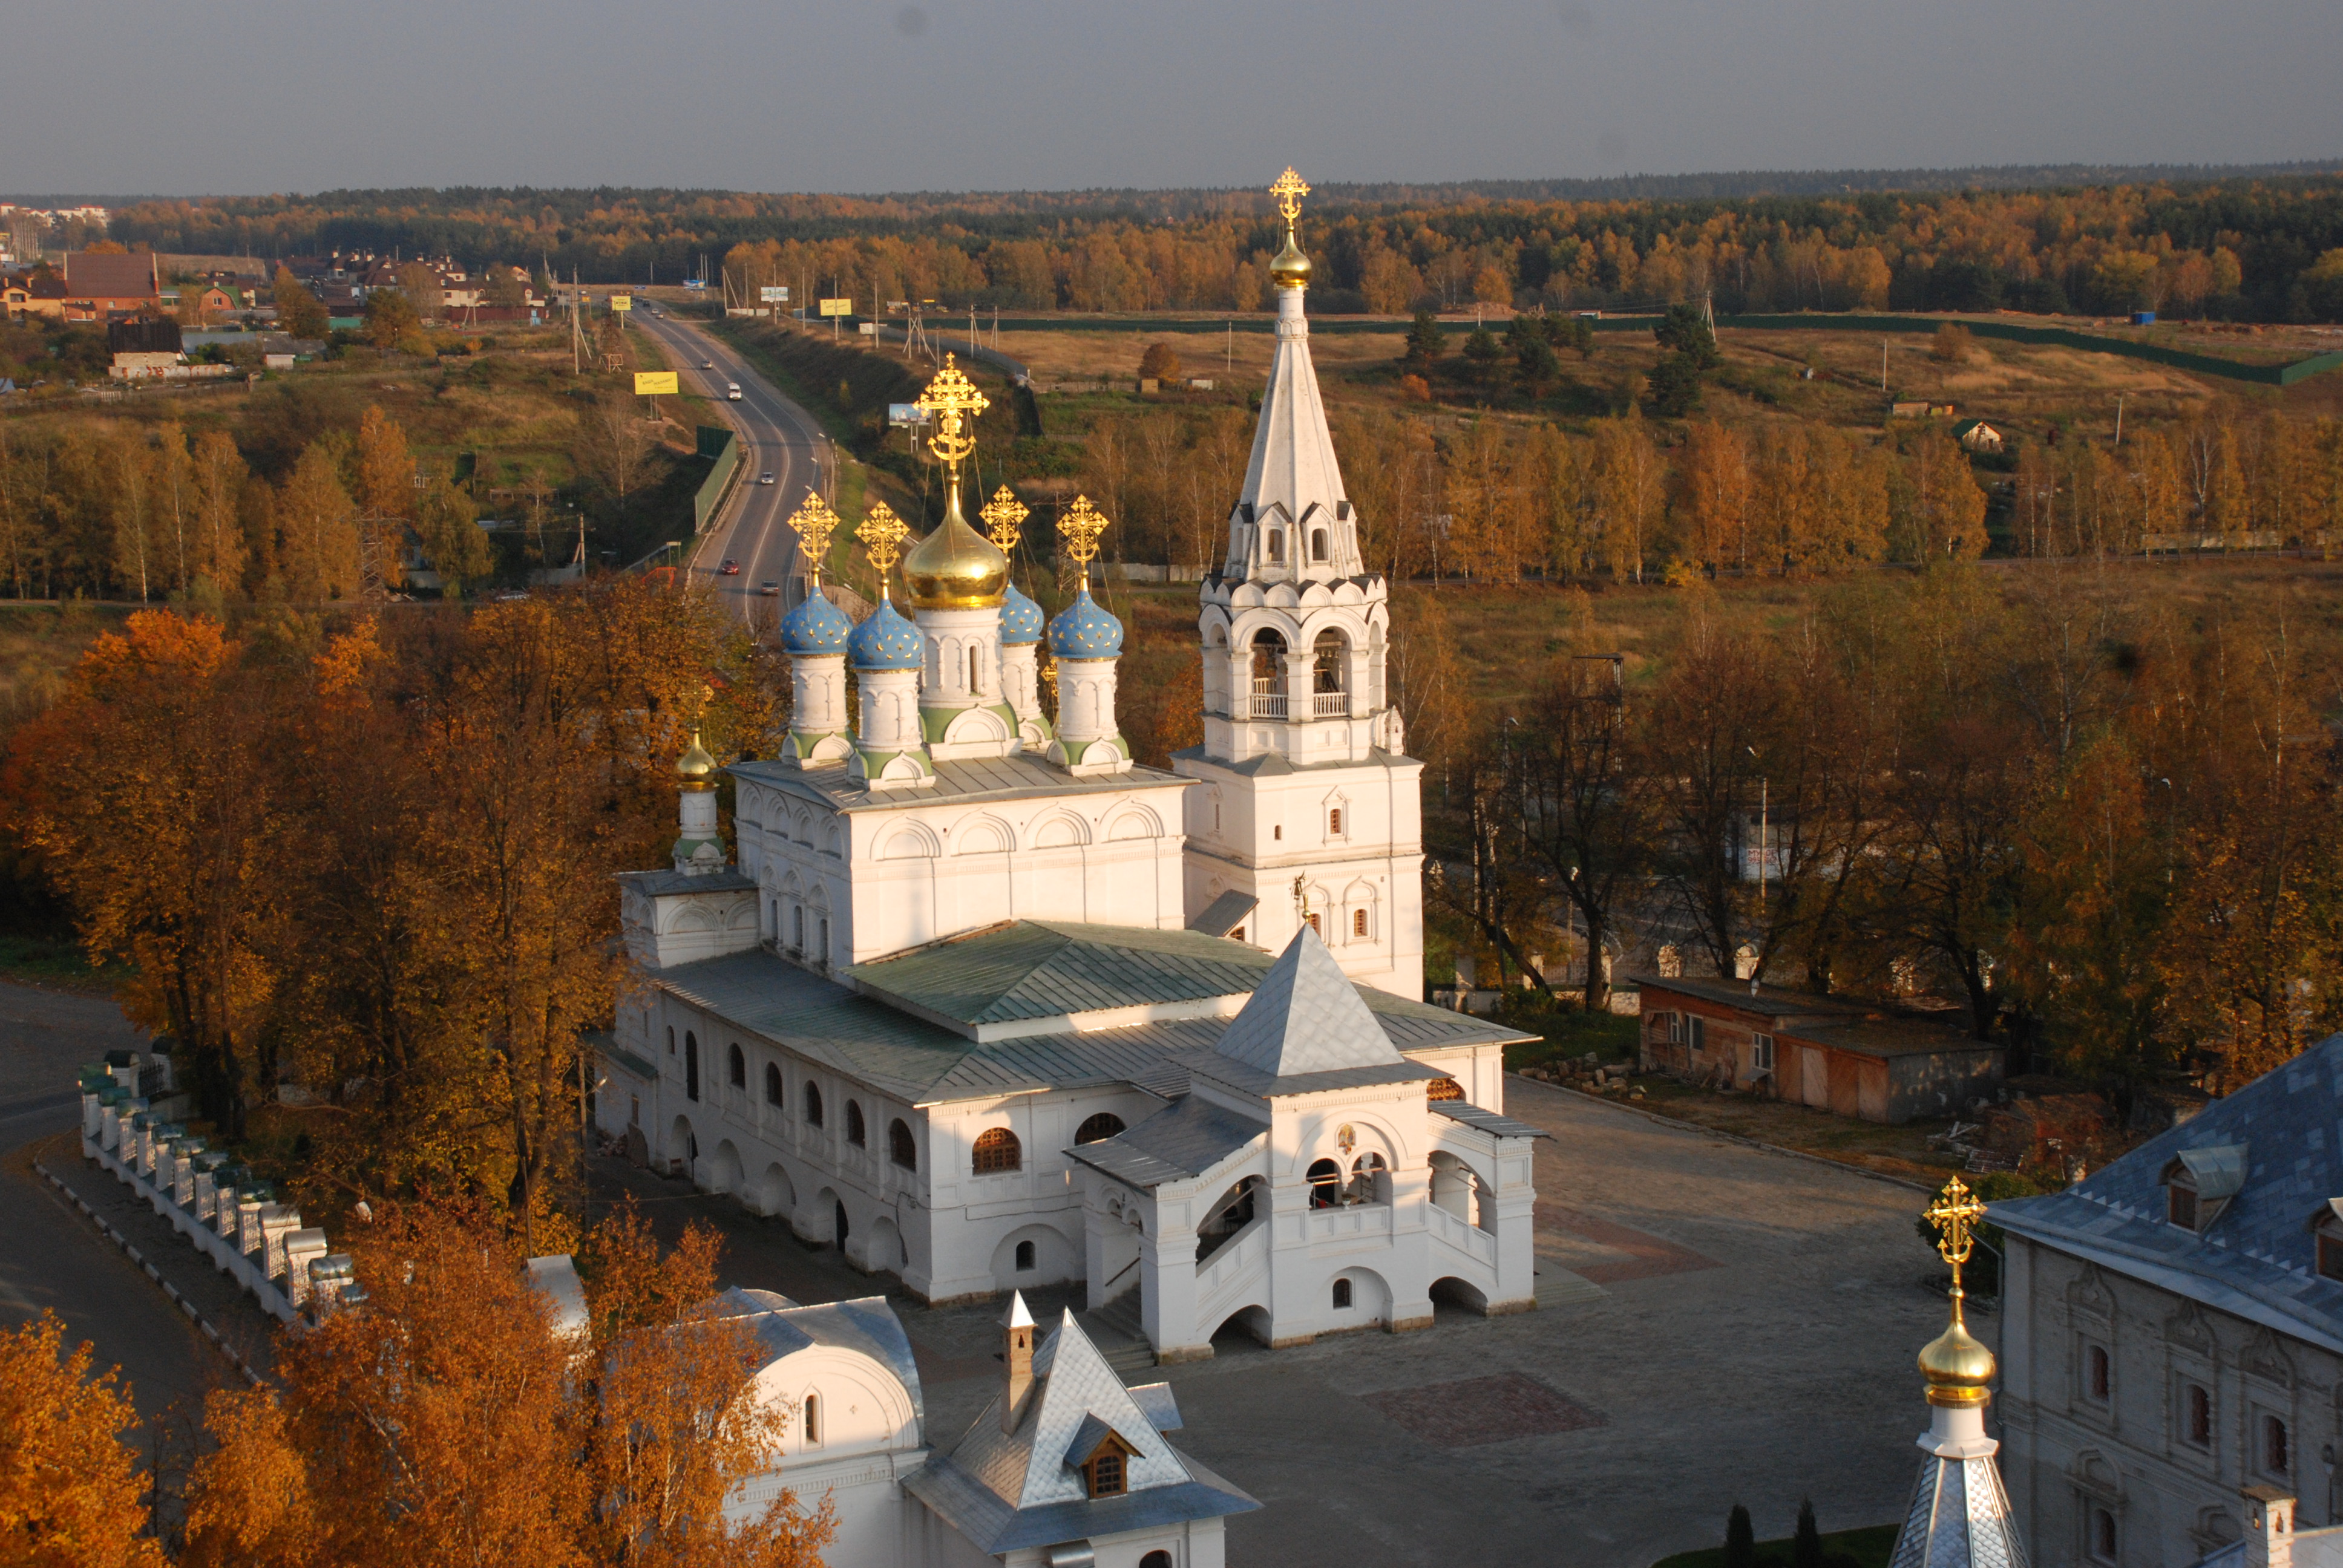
xmin=901 ymin=356 xmax=1021 ymax=762
xmin=1888 ymin=1179 xmax=2030 ymax=1568
xmin=1174 ymin=168 xmax=1424 ymax=998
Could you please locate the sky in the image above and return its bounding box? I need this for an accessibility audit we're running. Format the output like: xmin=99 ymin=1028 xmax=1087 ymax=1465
xmin=5 ymin=0 xmax=2341 ymax=197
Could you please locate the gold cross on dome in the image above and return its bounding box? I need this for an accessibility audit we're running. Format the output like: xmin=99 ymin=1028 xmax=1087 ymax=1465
xmin=980 ymin=485 xmax=1029 ymax=550
xmin=856 ymin=500 xmax=909 ymax=584
xmin=914 ymin=353 xmax=989 ymax=477
xmin=784 ymin=492 xmax=841 ymax=581
xmin=1057 ymin=495 xmax=1112 ymax=584
xmin=1270 ymin=166 xmax=1311 ymax=226
xmin=1925 ymin=1176 xmax=1987 ymax=1275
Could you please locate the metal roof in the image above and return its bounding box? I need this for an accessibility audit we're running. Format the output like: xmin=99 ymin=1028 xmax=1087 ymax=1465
xmin=1430 ymin=1100 xmax=1553 ymax=1141
xmin=1211 ymin=926 xmax=1404 ymax=1078
xmin=847 ymin=920 xmax=1273 ymax=1029
xmin=615 ymin=867 xmax=758 ymax=897
xmin=1991 ymin=1032 xmax=2343 ymax=1356
xmin=1065 ymin=1095 xmax=1267 ymax=1189
xmin=733 ymin=755 xmax=1191 ymax=815
xmin=1186 ymin=889 xmax=1257 ymax=939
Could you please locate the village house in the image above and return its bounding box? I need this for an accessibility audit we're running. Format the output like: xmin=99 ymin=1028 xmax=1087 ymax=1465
xmin=1953 ymin=417 xmax=2006 ymax=453
xmin=61 ymin=250 xmax=162 ymax=319
xmin=1636 ymin=973 xmax=2004 ymax=1123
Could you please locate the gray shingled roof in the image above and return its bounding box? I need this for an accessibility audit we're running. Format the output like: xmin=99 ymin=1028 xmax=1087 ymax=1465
xmin=1991 ymin=1032 xmax=2343 ymax=1355
xmin=846 ymin=920 xmax=1274 ymax=1030
xmin=1187 ymin=889 xmax=1257 ymax=939
xmin=648 ymin=936 xmax=1527 ymax=1108
xmin=712 ymin=1289 xmax=925 ymax=1426
xmin=1212 ymin=925 xmax=1404 ymax=1077
xmin=617 ymin=867 xmax=758 ymax=897
xmin=1065 ymin=1096 xmax=1267 ymax=1189
xmin=1430 ymin=1100 xmax=1552 ymax=1141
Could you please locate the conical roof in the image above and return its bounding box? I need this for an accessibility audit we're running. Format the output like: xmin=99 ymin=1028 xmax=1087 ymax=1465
xmin=1213 ymin=924 xmax=1403 ymax=1079
xmin=1237 ymin=303 xmax=1348 ymax=540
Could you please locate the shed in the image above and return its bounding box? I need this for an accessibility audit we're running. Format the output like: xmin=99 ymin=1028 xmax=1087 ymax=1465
xmin=1950 ymin=417 xmax=2004 ymax=454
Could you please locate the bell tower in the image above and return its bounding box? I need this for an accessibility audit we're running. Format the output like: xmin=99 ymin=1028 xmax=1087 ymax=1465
xmin=1173 ymin=168 xmax=1424 ymax=998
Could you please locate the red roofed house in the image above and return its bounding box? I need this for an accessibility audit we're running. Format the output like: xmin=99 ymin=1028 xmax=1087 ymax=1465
xmin=62 ymin=251 xmax=161 ymax=320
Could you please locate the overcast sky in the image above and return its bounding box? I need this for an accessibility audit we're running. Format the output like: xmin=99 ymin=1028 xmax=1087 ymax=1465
xmin=5 ymin=0 xmax=2339 ymax=197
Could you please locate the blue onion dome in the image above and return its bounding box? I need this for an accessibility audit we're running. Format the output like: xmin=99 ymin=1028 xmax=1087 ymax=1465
xmin=998 ymin=581 xmax=1045 ymax=646
xmin=848 ymin=596 xmax=924 ymax=671
xmin=1047 ymin=586 xmax=1124 ymax=659
xmin=779 ymin=591 xmax=852 ymax=655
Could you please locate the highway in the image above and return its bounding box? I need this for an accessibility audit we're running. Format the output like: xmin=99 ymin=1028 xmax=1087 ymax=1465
xmin=630 ymin=307 xmax=833 ymax=620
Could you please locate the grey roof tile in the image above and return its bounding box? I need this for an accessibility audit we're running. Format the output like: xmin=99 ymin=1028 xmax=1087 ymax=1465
xmin=1187 ymin=889 xmax=1257 ymax=938
xmin=847 ymin=920 xmax=1273 ymax=1028
xmin=1066 ymin=1096 xmax=1267 ymax=1189
xmin=733 ymin=756 xmax=1190 ymax=814
xmin=1430 ymin=1100 xmax=1553 ymax=1140
xmin=1212 ymin=926 xmax=1403 ymax=1077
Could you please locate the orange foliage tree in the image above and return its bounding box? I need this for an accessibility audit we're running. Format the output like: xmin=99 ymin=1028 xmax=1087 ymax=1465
xmin=0 ymin=1313 xmax=165 ymax=1568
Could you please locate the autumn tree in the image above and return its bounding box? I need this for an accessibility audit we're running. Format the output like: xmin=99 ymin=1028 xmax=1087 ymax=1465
xmin=1896 ymin=431 xmax=1988 ymax=562
xmin=1136 ymin=341 xmax=1181 ymax=383
xmin=1674 ymin=421 xmax=1751 ymax=573
xmin=416 ymin=469 xmax=493 ymax=598
xmin=270 ymin=265 xmax=329 ymax=340
xmin=1403 ymin=310 xmax=1445 ymax=373
xmin=0 ymin=1314 xmax=164 ymax=1568
xmin=353 ymin=405 xmax=413 ymax=592
xmin=189 ymin=430 xmax=247 ymax=594
xmin=1516 ymin=648 xmax=1650 ymax=1009
xmin=1590 ymin=417 xmax=1664 ymax=581
xmin=361 ymin=287 xmax=422 ymax=351
xmin=275 ymin=442 xmax=360 ymax=601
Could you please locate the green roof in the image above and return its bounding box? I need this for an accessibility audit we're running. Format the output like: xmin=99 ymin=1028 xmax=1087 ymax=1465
xmin=845 ymin=920 xmax=1274 ymax=1028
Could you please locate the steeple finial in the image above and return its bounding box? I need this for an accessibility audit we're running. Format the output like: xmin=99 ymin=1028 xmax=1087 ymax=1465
xmin=1270 ymin=168 xmax=1313 ymax=290
xmin=1057 ymin=495 xmax=1110 ymax=592
xmin=914 ymin=353 xmax=988 ymax=483
xmin=1918 ymin=1177 xmax=1996 ymax=1408
xmin=784 ymin=491 xmax=841 ymax=587
xmin=855 ymin=501 xmax=909 ymax=600
xmin=981 ymin=485 xmax=1029 ymax=552
xmin=1270 ymin=166 xmax=1310 ymax=228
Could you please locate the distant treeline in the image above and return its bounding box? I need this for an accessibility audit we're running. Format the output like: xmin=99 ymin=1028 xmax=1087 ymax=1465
xmin=102 ymin=172 xmax=2343 ymax=321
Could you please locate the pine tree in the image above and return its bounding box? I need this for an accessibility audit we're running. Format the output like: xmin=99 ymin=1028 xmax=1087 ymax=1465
xmin=1404 ymin=310 xmax=1446 ymax=371
xmin=1725 ymin=1503 xmax=1757 ymax=1568
xmin=1794 ymin=1499 xmax=1823 ymax=1568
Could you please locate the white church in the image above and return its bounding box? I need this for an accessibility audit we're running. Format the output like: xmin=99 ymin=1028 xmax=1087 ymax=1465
xmin=596 ymin=170 xmax=1543 ymax=1376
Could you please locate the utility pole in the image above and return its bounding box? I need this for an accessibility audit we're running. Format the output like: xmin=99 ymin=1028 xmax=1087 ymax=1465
xmin=2115 ymin=393 xmax=2126 ymax=447
xmin=1881 ymin=339 xmax=1888 ymax=391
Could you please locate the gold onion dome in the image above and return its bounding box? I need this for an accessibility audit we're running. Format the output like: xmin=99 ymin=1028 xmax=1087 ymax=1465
xmin=1270 ymin=228 xmax=1311 ymax=290
xmin=903 ymin=486 xmax=1009 ymax=610
xmin=1918 ymin=1301 xmax=1997 ymax=1406
xmin=675 ymin=728 xmax=718 ymax=792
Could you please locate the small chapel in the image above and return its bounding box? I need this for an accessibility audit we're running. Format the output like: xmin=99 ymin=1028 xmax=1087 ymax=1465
xmin=595 ymin=169 xmax=1542 ymax=1362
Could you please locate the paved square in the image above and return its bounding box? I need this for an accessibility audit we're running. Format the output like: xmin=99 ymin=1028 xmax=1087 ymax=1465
xmin=1362 ymin=1371 xmax=1605 ymax=1447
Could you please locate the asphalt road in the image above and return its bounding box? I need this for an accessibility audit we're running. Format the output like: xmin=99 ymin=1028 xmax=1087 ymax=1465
xmin=0 ymin=983 xmax=218 ymax=1424
xmin=630 ymin=309 xmax=832 ymax=622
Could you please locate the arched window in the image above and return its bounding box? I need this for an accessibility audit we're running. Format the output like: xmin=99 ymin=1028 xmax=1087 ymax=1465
xmin=968 ymin=644 xmax=981 ymax=692
xmin=1328 ymin=806 xmax=1344 ymax=837
xmin=1352 ymin=907 xmax=1368 ymax=938
xmin=1349 ymin=1152 xmax=1388 ymax=1204
xmin=764 ymin=1063 xmax=784 ymax=1108
xmin=889 ymin=1118 xmax=917 ymax=1170
xmin=684 ymin=1033 xmax=699 ymax=1102
xmin=972 ymin=1128 xmax=1021 ymax=1174
xmin=846 ymin=1100 xmax=866 ymax=1146
xmin=1332 ymin=1276 xmax=1352 ymax=1309
xmin=1312 ymin=630 xmax=1345 ymax=693
xmin=1250 ymin=629 xmax=1286 ymax=690
xmin=1014 ymin=1239 xmax=1036 ymax=1272
xmin=666 ymin=1025 xmax=676 ymax=1056
xmin=1141 ymin=1554 xmax=1174 ymax=1568
xmin=1427 ymin=1076 xmax=1464 ymax=1101
xmin=2085 ymin=1344 xmax=2110 ymax=1402
xmin=802 ymin=1392 xmax=821 ymax=1448
xmin=804 ymin=1083 xmax=824 ymax=1127
xmin=2091 ymin=1509 xmax=2117 ymax=1564
xmin=1311 ymin=528 xmax=1328 ymax=562
xmin=2266 ymin=1414 xmax=2292 ymax=1475
xmin=1306 ymin=1157 xmax=1342 ymax=1209
xmin=1267 ymin=529 xmax=1285 ymax=564
xmin=816 ymin=917 xmax=830 ymax=962
xmin=727 ymin=1044 xmax=745 ymax=1088
xmin=791 ymin=906 xmax=804 ymax=951
xmin=1074 ymin=1112 xmax=1126 ymax=1145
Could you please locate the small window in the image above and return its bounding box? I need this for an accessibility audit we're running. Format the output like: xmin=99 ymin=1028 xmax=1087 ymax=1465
xmin=2184 ymin=1382 xmax=2212 ymax=1448
xmin=2169 ymin=1173 xmax=2200 ymax=1232
xmin=2091 ymin=1508 xmax=2118 ymax=1564
xmin=1427 ymin=1076 xmax=1464 ymax=1102
xmin=684 ymin=1033 xmax=699 ymax=1102
xmin=765 ymin=1063 xmax=784 ymax=1107
xmin=1087 ymin=1449 xmax=1126 ymax=1498
xmin=817 ymin=917 xmax=829 ymax=961
xmin=889 ymin=1118 xmax=917 ymax=1170
xmin=2266 ymin=1414 xmax=2291 ymax=1475
xmin=846 ymin=1101 xmax=866 ymax=1147
xmin=1332 ymin=1277 xmax=1352 ymax=1309
xmin=791 ymin=905 xmax=804 ymax=951
xmin=727 ymin=1044 xmax=745 ymax=1088
xmin=1075 ymin=1112 xmax=1126 ymax=1145
xmin=667 ymin=1025 xmax=676 ymax=1056
xmin=1267 ymin=530 xmax=1284 ymax=564
xmin=1014 ymin=1239 xmax=1036 ymax=1272
xmin=1664 ymin=1012 xmax=1682 ymax=1044
xmin=1329 ymin=807 xmax=1343 ymax=836
xmin=972 ymin=1127 xmax=1021 ymax=1174
xmin=805 ymin=1084 xmax=824 ymax=1127
xmin=968 ymin=644 xmax=980 ymax=691
xmin=1353 ymin=908 xmax=1368 ymax=938
xmin=2085 ymin=1343 xmax=2111 ymax=1403
xmin=802 ymin=1392 xmax=820 ymax=1447
xmin=1141 ymin=1554 xmax=1174 ymax=1568
xmin=1312 ymin=528 xmax=1328 ymax=561
xmin=1688 ymin=1015 xmax=1706 ymax=1053
xmin=1273 ymin=825 xmax=1282 ymax=840
xmin=1752 ymin=1033 xmax=1775 ymax=1074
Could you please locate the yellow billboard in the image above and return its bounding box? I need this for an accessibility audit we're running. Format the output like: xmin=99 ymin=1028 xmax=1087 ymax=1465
xmin=632 ymin=371 xmax=678 ymax=396
xmin=818 ymin=297 xmax=853 ymax=317
xmin=609 ymin=293 xmax=633 ymax=312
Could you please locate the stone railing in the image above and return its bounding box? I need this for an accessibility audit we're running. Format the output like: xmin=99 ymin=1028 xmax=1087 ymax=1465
xmin=77 ymin=1054 xmax=361 ymax=1326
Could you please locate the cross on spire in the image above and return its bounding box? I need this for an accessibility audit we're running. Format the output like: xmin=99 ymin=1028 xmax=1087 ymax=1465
xmin=914 ymin=353 xmax=989 ymax=479
xmin=784 ymin=491 xmax=841 ymax=584
xmin=1270 ymin=166 xmax=1310 ymax=227
xmin=980 ymin=485 xmax=1029 ymax=551
xmin=1057 ymin=494 xmax=1110 ymax=589
xmin=1924 ymin=1175 xmax=1988 ymax=1285
xmin=856 ymin=500 xmax=909 ymax=594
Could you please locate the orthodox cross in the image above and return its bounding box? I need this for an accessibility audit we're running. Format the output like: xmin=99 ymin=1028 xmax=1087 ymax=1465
xmin=785 ymin=492 xmax=841 ymax=584
xmin=914 ymin=353 xmax=989 ymax=480
xmin=1924 ymin=1176 xmax=1987 ymax=1290
xmin=856 ymin=501 xmax=909 ymax=597
xmin=980 ymin=485 xmax=1029 ymax=552
xmin=1057 ymin=495 xmax=1111 ymax=590
xmin=1270 ymin=166 xmax=1310 ymax=228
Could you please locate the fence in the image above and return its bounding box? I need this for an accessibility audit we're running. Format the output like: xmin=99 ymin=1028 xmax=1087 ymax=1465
xmin=1711 ymin=312 xmax=2343 ymax=388
xmin=692 ymin=425 xmax=739 ymax=535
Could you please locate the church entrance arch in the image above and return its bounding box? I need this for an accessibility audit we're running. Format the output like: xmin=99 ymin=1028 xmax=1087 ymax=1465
xmin=710 ymin=1139 xmax=744 ymax=1198
xmin=1430 ymin=1275 xmax=1492 ymax=1315
xmin=668 ymin=1115 xmax=697 ymax=1179
xmin=1209 ymin=1304 xmax=1272 ymax=1350
xmin=755 ymin=1161 xmax=795 ymax=1220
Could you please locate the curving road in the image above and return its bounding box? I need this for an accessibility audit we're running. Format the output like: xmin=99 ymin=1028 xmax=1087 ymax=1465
xmin=631 ymin=308 xmax=833 ymax=621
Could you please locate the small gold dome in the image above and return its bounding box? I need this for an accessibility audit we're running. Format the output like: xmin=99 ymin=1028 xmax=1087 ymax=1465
xmin=1918 ymin=1299 xmax=1997 ymax=1406
xmin=903 ymin=485 xmax=1009 ymax=610
xmin=1270 ymin=227 xmax=1311 ymax=290
xmin=676 ymin=730 xmax=718 ymax=792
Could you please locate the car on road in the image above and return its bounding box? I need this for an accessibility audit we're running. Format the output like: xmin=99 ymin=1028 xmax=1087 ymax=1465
xmin=701 ymin=359 xmax=714 ymax=369
xmin=727 ymin=382 xmax=742 ymax=400
xmin=759 ymin=472 xmax=775 ymax=485
xmin=757 ymin=580 xmax=782 ymax=596
xmin=718 ymin=558 xmax=741 ymax=576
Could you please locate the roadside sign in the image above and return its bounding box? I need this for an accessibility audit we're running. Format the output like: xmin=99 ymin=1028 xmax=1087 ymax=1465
xmin=887 ymin=403 xmax=931 ymax=427
xmin=818 ymin=297 xmax=853 ymax=318
xmin=760 ymin=286 xmax=789 ymax=302
xmin=681 ymin=279 xmax=705 ymax=290
xmin=858 ymin=322 xmax=878 ymax=336
xmin=610 ymin=293 xmax=633 ymax=312
xmin=633 ymin=371 xmax=678 ymax=396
